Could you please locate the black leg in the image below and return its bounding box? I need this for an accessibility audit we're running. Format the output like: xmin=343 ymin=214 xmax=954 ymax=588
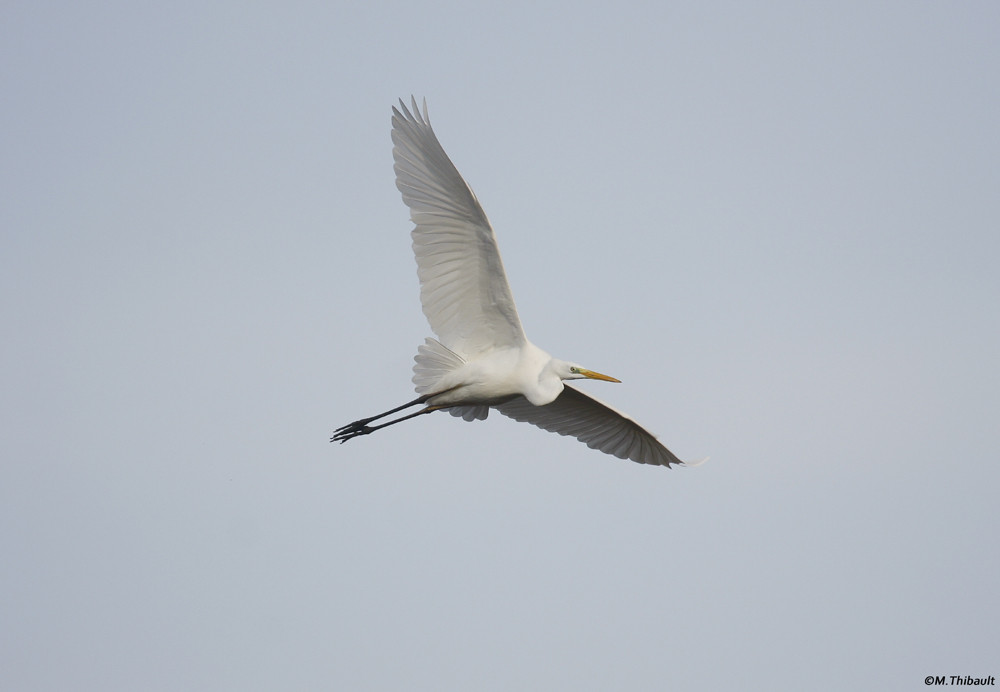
xmin=331 ymin=405 xmax=443 ymax=443
xmin=332 ymin=395 xmax=429 ymax=438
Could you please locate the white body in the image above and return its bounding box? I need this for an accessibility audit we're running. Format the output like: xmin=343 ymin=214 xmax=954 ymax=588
xmin=422 ymin=341 xmax=561 ymax=408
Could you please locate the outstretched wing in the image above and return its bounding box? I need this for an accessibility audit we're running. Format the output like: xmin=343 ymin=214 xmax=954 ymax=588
xmin=495 ymin=385 xmax=691 ymax=467
xmin=391 ymin=97 xmax=525 ymax=358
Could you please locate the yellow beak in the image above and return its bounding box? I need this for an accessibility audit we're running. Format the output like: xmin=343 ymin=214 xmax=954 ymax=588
xmin=579 ymin=368 xmax=621 ymax=383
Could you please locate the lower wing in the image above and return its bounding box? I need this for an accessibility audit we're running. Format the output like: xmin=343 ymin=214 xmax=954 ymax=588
xmin=495 ymin=385 xmax=692 ymax=467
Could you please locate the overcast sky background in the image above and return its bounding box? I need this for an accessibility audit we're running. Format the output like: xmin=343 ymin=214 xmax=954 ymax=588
xmin=2 ymin=2 xmax=998 ymax=690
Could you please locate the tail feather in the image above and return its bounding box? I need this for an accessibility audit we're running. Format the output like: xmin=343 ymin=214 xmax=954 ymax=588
xmin=413 ymin=338 xmax=490 ymax=421
xmin=412 ymin=337 xmax=465 ymax=395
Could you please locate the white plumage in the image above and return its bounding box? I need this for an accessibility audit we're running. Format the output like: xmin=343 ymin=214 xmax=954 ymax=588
xmin=332 ymin=97 xmax=702 ymax=468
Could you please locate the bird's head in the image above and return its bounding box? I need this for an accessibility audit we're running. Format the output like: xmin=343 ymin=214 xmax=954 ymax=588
xmin=561 ymin=362 xmax=621 ymax=384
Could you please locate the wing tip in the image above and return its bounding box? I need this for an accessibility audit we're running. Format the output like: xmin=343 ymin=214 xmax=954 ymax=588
xmin=393 ymin=96 xmax=429 ymax=126
xmin=682 ymin=456 xmax=710 ymax=468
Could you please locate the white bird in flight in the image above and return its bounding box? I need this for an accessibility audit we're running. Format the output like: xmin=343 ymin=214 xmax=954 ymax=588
xmin=333 ymin=98 xmax=701 ymax=467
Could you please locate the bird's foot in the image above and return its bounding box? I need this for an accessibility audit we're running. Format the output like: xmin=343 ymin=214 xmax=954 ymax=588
xmin=330 ymin=424 xmax=374 ymax=444
xmin=333 ymin=416 xmax=377 ymax=435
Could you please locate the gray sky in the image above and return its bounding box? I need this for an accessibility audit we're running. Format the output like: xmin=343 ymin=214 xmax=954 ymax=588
xmin=2 ymin=2 xmax=998 ymax=690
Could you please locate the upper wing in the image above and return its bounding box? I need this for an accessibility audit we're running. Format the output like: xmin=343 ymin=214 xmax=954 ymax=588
xmin=391 ymin=97 xmax=525 ymax=357
xmin=495 ymin=385 xmax=691 ymax=467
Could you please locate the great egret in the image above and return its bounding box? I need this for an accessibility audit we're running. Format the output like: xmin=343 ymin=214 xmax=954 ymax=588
xmin=333 ymin=97 xmax=700 ymax=467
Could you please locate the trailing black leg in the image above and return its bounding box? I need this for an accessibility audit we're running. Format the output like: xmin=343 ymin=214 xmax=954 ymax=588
xmin=332 ymin=395 xmax=429 ymax=439
xmin=331 ymin=405 xmax=443 ymax=443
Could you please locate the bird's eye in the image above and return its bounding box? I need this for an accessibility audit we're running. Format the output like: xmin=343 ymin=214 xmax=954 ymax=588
xmin=569 ymin=366 xmax=578 ymax=373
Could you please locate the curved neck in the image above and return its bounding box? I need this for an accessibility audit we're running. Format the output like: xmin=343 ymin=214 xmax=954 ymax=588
xmin=526 ymin=358 xmax=567 ymax=406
